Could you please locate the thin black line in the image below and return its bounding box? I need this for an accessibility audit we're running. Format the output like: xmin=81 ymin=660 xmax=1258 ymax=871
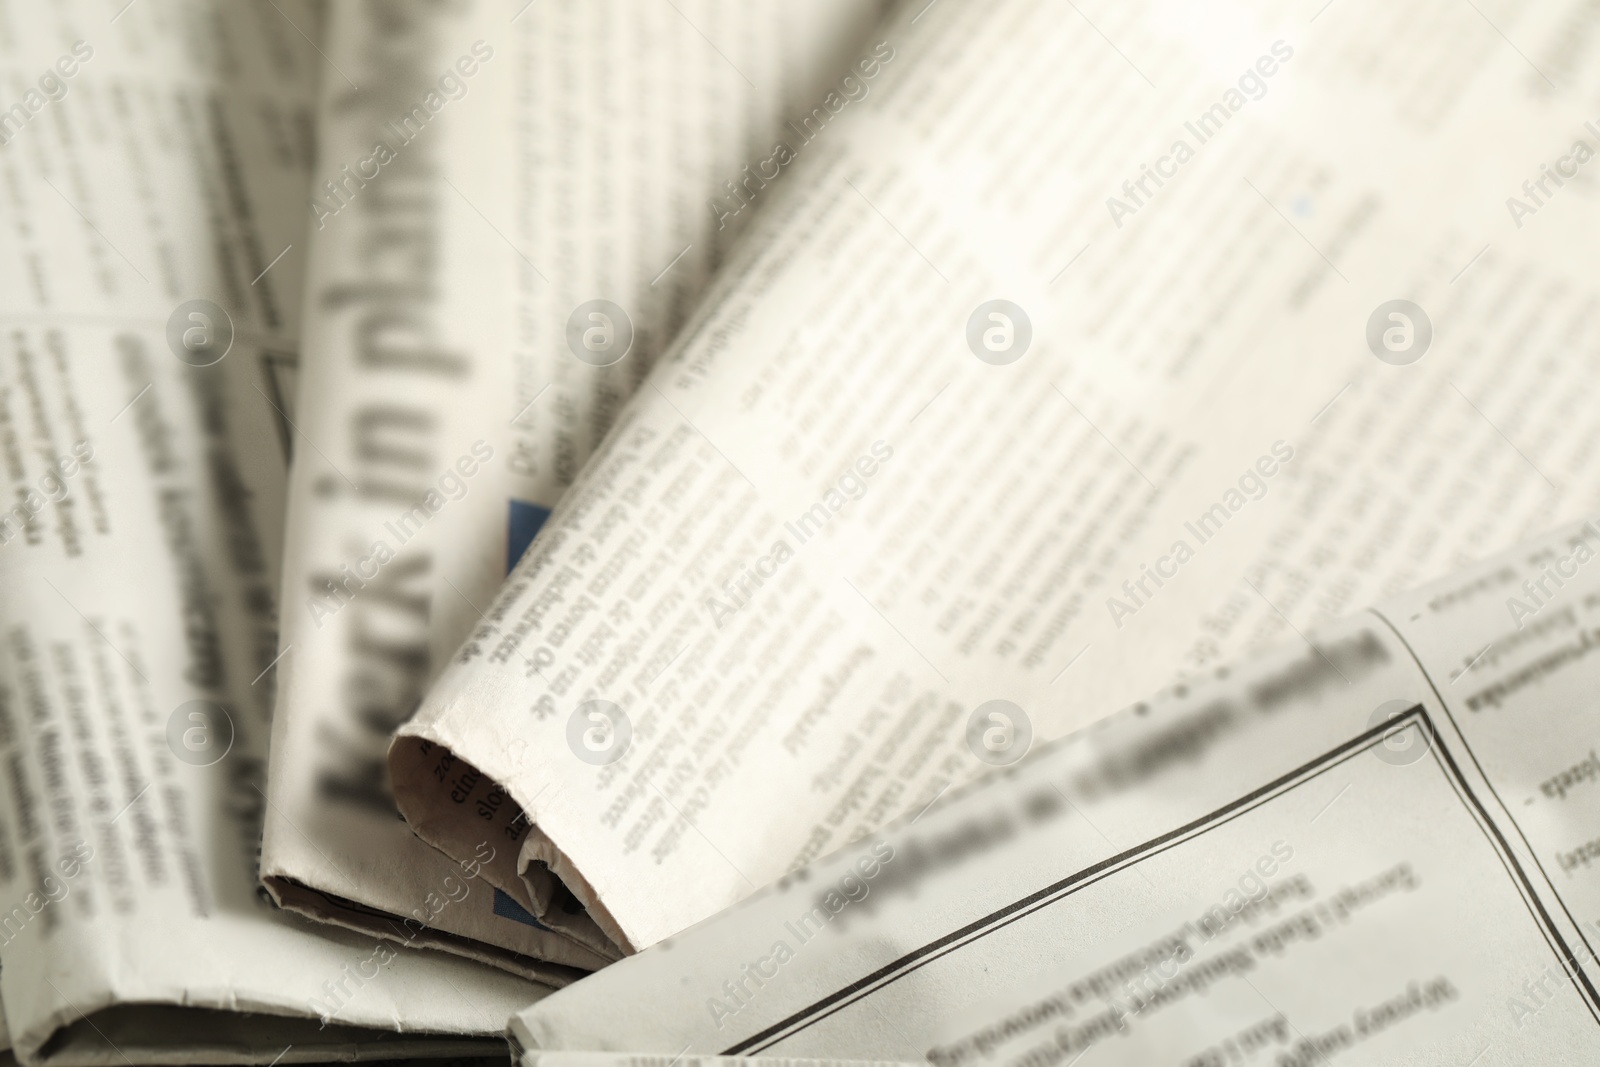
xmin=730 ymin=705 xmax=1600 ymax=1050
xmin=1370 ymin=606 xmax=1600 ymax=1018
xmin=1420 ymin=715 xmax=1600 ymax=1027
xmin=1052 ymin=783 xmax=1158 ymax=888
xmin=723 ymin=711 xmax=1420 ymax=1054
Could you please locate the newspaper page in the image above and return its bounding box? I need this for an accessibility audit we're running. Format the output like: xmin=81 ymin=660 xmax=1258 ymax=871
xmin=510 ymin=516 xmax=1600 ymax=1064
xmin=0 ymin=1 xmax=542 ymax=1062
xmin=391 ymin=0 xmax=1600 ymax=956
xmin=260 ymin=0 xmax=889 ymax=977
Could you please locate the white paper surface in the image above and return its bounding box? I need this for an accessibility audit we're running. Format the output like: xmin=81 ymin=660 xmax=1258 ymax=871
xmin=512 ymin=517 xmax=1600 ymax=1064
xmin=391 ymin=0 xmax=1600 ymax=965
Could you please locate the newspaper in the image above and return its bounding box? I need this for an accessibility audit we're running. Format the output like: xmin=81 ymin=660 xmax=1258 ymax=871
xmin=260 ymin=0 xmax=888 ymax=977
xmin=0 ymin=1 xmax=542 ymax=1062
xmin=510 ymin=516 xmax=1600 ymax=1063
xmin=391 ymin=0 xmax=1600 ymax=958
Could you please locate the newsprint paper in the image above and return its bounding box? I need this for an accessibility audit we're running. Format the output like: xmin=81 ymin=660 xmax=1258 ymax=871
xmin=513 ymin=517 xmax=1600 ymax=1064
xmin=0 ymin=1 xmax=536 ymax=1062
xmin=260 ymin=0 xmax=885 ymax=981
xmin=391 ymin=0 xmax=1600 ymax=967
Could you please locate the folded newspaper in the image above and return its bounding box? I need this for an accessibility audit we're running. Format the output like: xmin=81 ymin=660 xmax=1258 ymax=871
xmin=9 ymin=0 xmax=1600 ymax=1061
xmin=0 ymin=1 xmax=540 ymax=1061
xmin=388 ymin=0 xmax=1600 ymax=968
xmin=0 ymin=0 xmax=894 ymax=1058
xmin=259 ymin=0 xmax=887 ymax=982
xmin=511 ymin=517 xmax=1600 ymax=1063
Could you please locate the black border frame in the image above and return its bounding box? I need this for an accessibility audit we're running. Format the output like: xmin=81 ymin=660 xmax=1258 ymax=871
xmin=722 ymin=703 xmax=1600 ymax=1054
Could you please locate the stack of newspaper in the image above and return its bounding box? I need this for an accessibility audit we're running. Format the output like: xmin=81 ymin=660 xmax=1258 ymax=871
xmin=3 ymin=0 xmax=1599 ymax=1062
